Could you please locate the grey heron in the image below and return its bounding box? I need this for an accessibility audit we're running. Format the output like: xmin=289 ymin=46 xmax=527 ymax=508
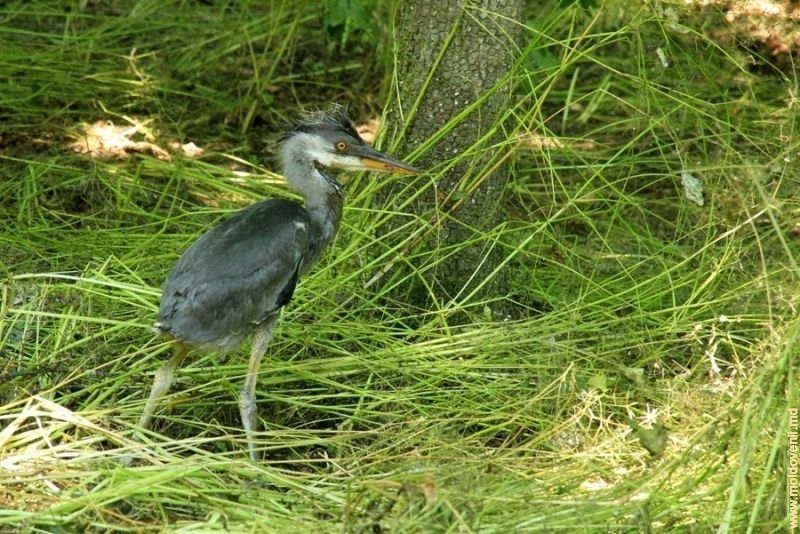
xmin=135 ymin=104 xmax=418 ymax=460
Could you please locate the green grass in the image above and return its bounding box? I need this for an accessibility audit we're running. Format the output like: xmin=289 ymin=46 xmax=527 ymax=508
xmin=1 ymin=0 xmax=798 ymax=532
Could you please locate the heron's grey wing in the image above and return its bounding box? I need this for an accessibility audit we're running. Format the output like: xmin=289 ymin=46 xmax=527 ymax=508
xmin=156 ymin=199 xmax=309 ymax=350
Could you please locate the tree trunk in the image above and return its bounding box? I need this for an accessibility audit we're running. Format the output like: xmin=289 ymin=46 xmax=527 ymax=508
xmin=378 ymin=0 xmax=525 ymax=320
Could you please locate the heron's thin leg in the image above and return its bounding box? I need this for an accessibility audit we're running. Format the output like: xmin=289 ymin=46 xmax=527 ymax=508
xmin=137 ymin=342 xmax=190 ymax=430
xmin=239 ymin=316 xmax=277 ymax=461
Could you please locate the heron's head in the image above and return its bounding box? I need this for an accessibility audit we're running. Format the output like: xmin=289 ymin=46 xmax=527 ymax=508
xmin=281 ymin=104 xmax=419 ymax=176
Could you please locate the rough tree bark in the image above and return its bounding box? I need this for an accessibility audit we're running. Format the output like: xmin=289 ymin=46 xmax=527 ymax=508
xmin=379 ymin=0 xmax=525 ymax=320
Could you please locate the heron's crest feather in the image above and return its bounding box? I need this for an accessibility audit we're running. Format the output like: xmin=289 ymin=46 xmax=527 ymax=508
xmin=284 ymin=103 xmax=359 ymax=141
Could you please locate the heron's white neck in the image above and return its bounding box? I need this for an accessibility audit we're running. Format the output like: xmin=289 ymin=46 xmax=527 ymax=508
xmin=300 ymin=165 xmax=343 ymax=244
xmin=280 ymin=136 xmax=344 ymax=263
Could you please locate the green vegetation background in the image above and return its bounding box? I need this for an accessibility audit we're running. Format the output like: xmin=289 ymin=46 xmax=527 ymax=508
xmin=0 ymin=1 xmax=797 ymax=532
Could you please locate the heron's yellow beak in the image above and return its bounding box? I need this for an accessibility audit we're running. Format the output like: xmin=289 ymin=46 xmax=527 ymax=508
xmin=353 ymin=145 xmax=419 ymax=175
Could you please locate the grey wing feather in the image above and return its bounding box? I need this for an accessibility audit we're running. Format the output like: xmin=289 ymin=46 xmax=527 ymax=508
xmin=156 ymin=199 xmax=309 ymax=350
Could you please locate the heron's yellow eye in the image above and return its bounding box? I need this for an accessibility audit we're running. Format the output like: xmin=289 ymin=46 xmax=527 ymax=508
xmin=335 ymin=141 xmax=348 ymax=152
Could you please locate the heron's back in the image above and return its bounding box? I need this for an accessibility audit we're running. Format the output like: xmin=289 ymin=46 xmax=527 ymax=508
xmin=155 ymin=199 xmax=310 ymax=351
